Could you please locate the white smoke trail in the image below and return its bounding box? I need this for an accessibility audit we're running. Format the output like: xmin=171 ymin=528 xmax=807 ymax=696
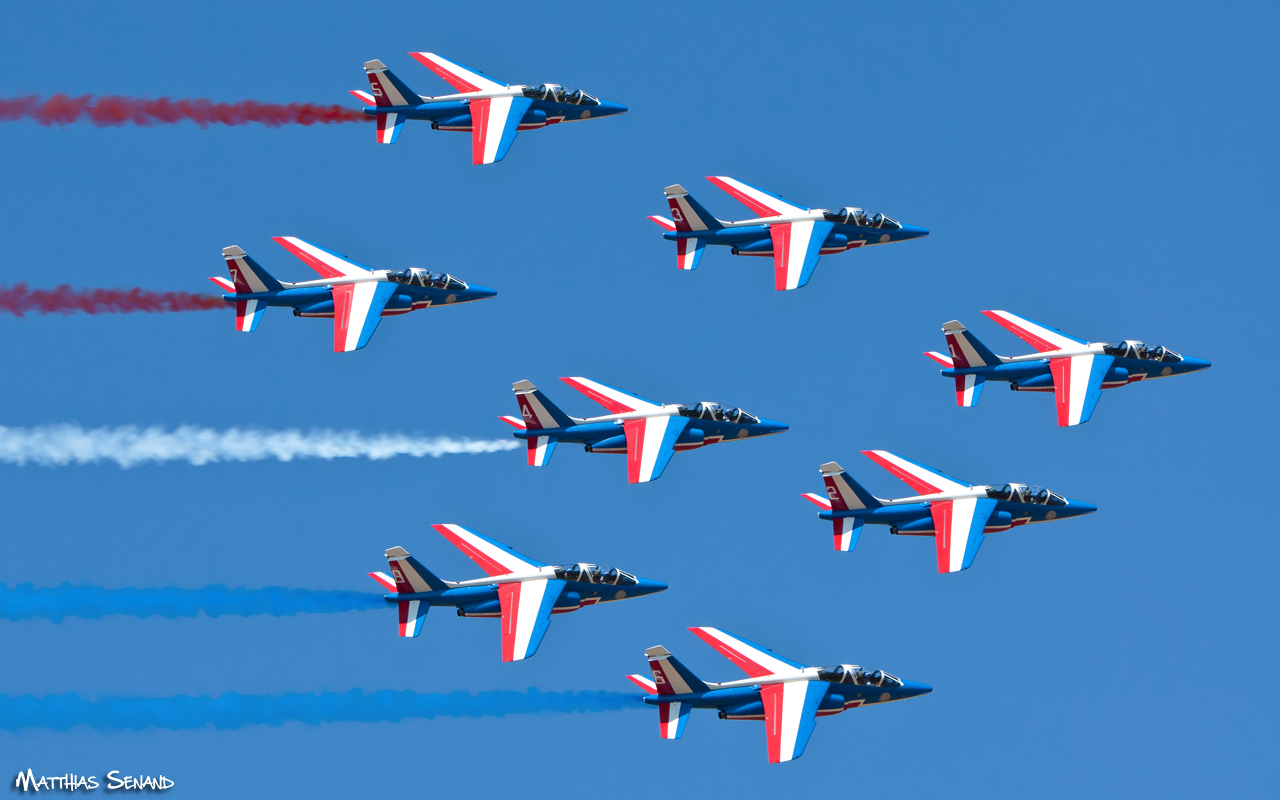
xmin=0 ymin=424 xmax=518 ymax=468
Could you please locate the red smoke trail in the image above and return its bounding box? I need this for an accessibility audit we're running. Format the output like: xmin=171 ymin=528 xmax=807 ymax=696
xmin=0 ymin=94 xmax=370 ymax=128
xmin=0 ymin=284 xmax=225 ymax=316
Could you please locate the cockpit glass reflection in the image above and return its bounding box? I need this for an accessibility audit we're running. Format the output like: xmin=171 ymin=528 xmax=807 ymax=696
xmin=677 ymin=402 xmax=759 ymax=424
xmin=521 ymin=84 xmax=600 ymax=106
xmin=553 ymin=563 xmax=637 ymax=585
xmin=985 ymin=483 xmax=1067 ymax=505
xmin=1102 ymin=341 xmax=1182 ymax=362
xmin=390 ymin=268 xmax=468 ymax=290
xmin=816 ymin=665 xmax=903 ymax=687
xmin=821 ymin=207 xmax=901 ymax=230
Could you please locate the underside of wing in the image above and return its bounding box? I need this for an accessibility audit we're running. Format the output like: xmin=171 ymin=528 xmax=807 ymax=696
xmin=982 ymin=310 xmax=1088 ymax=353
xmin=930 ymin=497 xmax=998 ymax=573
xmin=623 ymin=415 xmax=690 ymax=483
xmin=331 ymin=281 xmax=397 ymax=353
xmin=273 ymin=236 xmax=374 ymax=279
xmin=498 ymin=578 xmax=566 ymax=662
xmin=470 ymin=96 xmax=533 ymax=165
xmin=432 ymin=523 xmax=547 ymax=577
xmin=761 ymin=681 xmax=827 ymax=763
xmin=559 ymin=377 xmax=663 ymax=414
xmin=1049 ymin=354 xmax=1114 ymax=427
xmin=861 ymin=450 xmax=970 ymax=495
xmin=409 ymin=52 xmax=508 ymax=93
xmin=705 ymin=176 xmax=807 ymax=218
xmin=769 ymin=220 xmax=834 ymax=291
xmin=688 ymin=627 xmax=806 ymax=679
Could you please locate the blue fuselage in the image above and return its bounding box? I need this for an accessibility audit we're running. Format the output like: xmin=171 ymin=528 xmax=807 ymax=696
xmin=939 ymin=354 xmax=1212 ymax=393
xmin=643 ymin=679 xmax=932 ymax=720
xmin=819 ymin=497 xmax=1096 ymax=534
xmin=221 ymin=282 xmax=497 ymax=319
xmin=363 ymin=97 xmax=628 ymax=130
xmin=513 ymin=417 xmax=789 ymax=454
xmin=385 ymin=576 xmax=667 ymax=617
xmin=664 ymin=220 xmax=929 ymax=256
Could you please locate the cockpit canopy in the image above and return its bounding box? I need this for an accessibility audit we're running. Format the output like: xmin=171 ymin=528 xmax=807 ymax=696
xmin=553 ymin=563 xmax=637 ymax=586
xmin=821 ymin=207 xmax=902 ymax=230
xmin=1102 ymin=340 xmax=1182 ymax=362
xmin=677 ymin=402 xmax=759 ymax=425
xmin=817 ymin=664 xmax=903 ymax=687
xmin=389 ymin=268 xmax=467 ymax=291
xmin=522 ymin=84 xmax=600 ymax=106
xmin=985 ymin=483 xmax=1067 ymax=505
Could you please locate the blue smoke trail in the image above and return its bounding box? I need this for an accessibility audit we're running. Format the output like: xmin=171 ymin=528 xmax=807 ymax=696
xmin=0 ymin=690 xmax=645 ymax=731
xmin=0 ymin=583 xmax=385 ymax=622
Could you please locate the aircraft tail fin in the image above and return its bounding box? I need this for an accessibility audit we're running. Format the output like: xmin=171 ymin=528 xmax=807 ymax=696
xmin=819 ymin=462 xmax=882 ymax=511
xmin=382 ymin=546 xmax=449 ymax=594
xmin=941 ymin=320 xmax=1000 ymax=368
xmin=662 ymin=184 xmax=724 ymax=232
xmin=362 ymin=60 xmax=420 ymax=144
xmin=643 ymin=645 xmax=708 ymax=740
xmin=510 ymin=381 xmax=573 ymax=467
xmin=219 ymin=246 xmax=284 ymax=333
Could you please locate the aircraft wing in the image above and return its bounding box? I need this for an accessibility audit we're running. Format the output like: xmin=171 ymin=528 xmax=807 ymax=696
xmin=760 ymin=680 xmax=828 ymax=763
xmin=862 ymin=450 xmax=970 ymax=496
xmin=705 ymin=176 xmax=807 ymax=218
xmin=689 ymin=627 xmax=807 ymax=679
xmin=982 ymin=310 xmax=1088 ymax=353
xmin=1049 ymin=354 xmax=1115 ymax=427
xmin=273 ymin=236 xmax=374 ymax=279
xmin=468 ymin=96 xmax=533 ymax=165
xmin=498 ymin=578 xmax=566 ymax=662
xmin=433 ymin=523 xmax=547 ymax=577
xmin=623 ymin=415 xmax=690 ymax=483
xmin=559 ymin=377 xmax=663 ymax=414
xmin=330 ymin=281 xmax=398 ymax=352
xmin=409 ymin=52 xmax=508 ymax=93
xmin=768 ymin=219 xmax=834 ymax=290
xmin=929 ymin=497 xmax=998 ymax=573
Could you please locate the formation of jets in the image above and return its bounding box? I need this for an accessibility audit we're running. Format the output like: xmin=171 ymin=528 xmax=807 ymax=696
xmin=192 ymin=50 xmax=1210 ymax=763
xmin=925 ymin=310 xmax=1211 ymax=426
xmin=802 ymin=451 xmax=1096 ymax=572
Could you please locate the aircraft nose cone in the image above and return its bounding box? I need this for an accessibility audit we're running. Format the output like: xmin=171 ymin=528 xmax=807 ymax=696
xmin=1182 ymin=357 xmax=1211 ymax=372
xmin=597 ymin=101 xmax=628 ymax=116
xmin=467 ymin=284 xmax=498 ymax=301
xmin=1070 ymin=500 xmax=1098 ymax=516
xmin=759 ymin=419 xmax=789 ymax=435
xmin=636 ymin=579 xmax=668 ymax=596
xmin=901 ymin=680 xmax=933 ymax=698
xmin=900 ymin=224 xmax=930 ymax=240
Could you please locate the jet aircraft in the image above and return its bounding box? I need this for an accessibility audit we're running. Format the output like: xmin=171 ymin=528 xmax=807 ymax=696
xmin=801 ymin=450 xmax=1096 ymax=573
xmin=498 ymin=377 xmax=788 ymax=483
xmin=647 ymin=176 xmax=928 ymax=290
xmin=210 ymin=237 xmax=496 ymax=353
xmin=369 ymin=524 xmax=666 ymax=662
xmin=925 ymin=310 xmax=1211 ymax=427
xmin=349 ymin=53 xmax=627 ymax=164
xmin=625 ymin=627 xmax=931 ymax=763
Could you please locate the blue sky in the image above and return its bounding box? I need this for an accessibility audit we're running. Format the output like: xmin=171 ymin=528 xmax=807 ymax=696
xmin=0 ymin=0 xmax=1275 ymax=796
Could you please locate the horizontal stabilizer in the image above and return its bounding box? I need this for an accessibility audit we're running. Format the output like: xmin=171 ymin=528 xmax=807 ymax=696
xmin=368 ymin=571 xmax=397 ymax=592
xmin=626 ymin=674 xmax=658 ymax=693
xmin=924 ymin=351 xmax=954 ymax=367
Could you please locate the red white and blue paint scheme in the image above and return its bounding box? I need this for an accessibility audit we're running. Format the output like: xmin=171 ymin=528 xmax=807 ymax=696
xmin=925 ymin=310 xmax=1211 ymax=427
xmin=369 ymin=524 xmax=666 ymax=662
xmin=349 ymin=53 xmax=627 ymax=163
xmin=802 ymin=450 xmax=1096 ymax=573
xmin=210 ymin=237 xmax=496 ymax=353
xmin=499 ymin=377 xmax=788 ymax=483
xmin=625 ymin=627 xmax=930 ymax=764
xmin=647 ymin=177 xmax=928 ymax=291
